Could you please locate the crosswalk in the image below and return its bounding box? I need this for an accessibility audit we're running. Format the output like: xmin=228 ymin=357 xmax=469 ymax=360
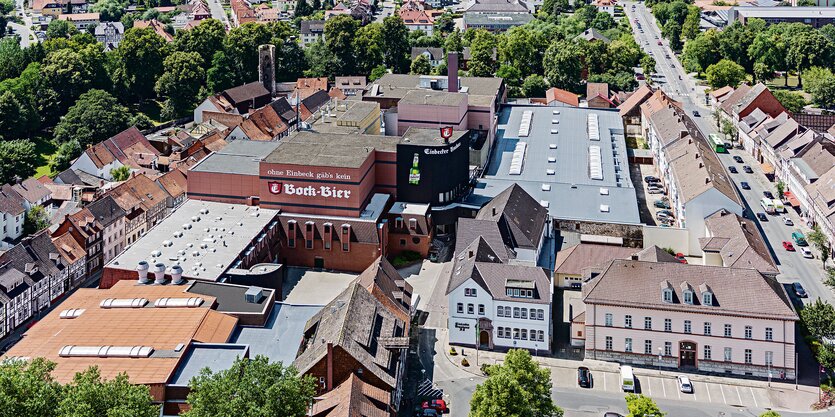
xmin=417 ymin=379 xmax=444 ymax=399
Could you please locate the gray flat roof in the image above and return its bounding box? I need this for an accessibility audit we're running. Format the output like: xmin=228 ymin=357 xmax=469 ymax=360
xmin=263 ymin=131 xmax=400 ymax=168
xmin=733 ymin=6 xmax=835 ymax=17
xmin=170 ymin=344 xmax=248 ymax=385
xmin=107 ymin=200 xmax=279 ymax=282
xmin=190 ymin=139 xmax=281 ymax=175
xmin=231 ymin=303 xmax=322 ymax=364
xmin=187 ymin=281 xmax=274 ymax=314
xmin=464 ymin=13 xmax=534 ymax=25
xmin=469 ymin=105 xmax=640 ymax=224
xmin=401 ymin=126 xmax=467 ymax=146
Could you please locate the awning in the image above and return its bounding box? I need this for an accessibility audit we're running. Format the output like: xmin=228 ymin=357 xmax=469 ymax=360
xmin=784 ymin=191 xmax=801 ymax=207
xmin=761 ymin=162 xmax=775 ymax=175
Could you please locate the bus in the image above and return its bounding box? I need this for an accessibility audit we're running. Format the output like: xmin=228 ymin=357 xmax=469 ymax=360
xmin=708 ymin=134 xmax=726 ymax=153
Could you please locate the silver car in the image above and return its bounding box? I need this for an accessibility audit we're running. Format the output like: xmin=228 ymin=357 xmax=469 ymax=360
xmin=677 ymin=375 xmax=693 ymax=393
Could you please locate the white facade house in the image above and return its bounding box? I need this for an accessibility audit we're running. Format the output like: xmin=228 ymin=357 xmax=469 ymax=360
xmin=0 ymin=186 xmax=26 ymax=245
xmin=69 ymin=145 xmax=123 ymax=181
xmin=583 ymin=260 xmax=798 ymax=380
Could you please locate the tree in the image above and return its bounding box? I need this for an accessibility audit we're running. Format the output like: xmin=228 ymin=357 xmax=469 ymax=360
xmin=521 ymin=74 xmax=548 ymax=98
xmin=624 ymin=394 xmax=665 ymax=417
xmin=295 ymin=0 xmax=312 ymax=17
xmin=776 ymin=180 xmax=785 ymax=198
xmin=467 ymin=29 xmax=497 ymax=77
xmin=811 ymin=76 xmax=835 ymax=109
xmin=682 ymin=29 xmax=721 ymax=73
xmin=808 ymin=225 xmax=831 ymax=267
xmin=39 ymin=44 xmax=110 ymax=123
xmin=591 ymin=12 xmax=615 ymax=31
xmin=23 ymin=206 xmax=50 ymax=235
xmin=303 ymin=40 xmax=337 ymax=78
xmin=174 ymin=18 xmax=226 ymax=66
xmin=721 ymin=117 xmax=738 ymax=144
xmin=91 ymin=0 xmax=127 ymax=22
xmin=311 ymin=0 xmax=321 ymax=9
xmin=641 ymin=55 xmax=657 ymax=77
xmin=760 ymin=412 xmax=781 ymax=417
xmin=788 ymin=30 xmax=834 ymax=88
xmin=382 ymin=15 xmax=410 ymax=73
xmin=110 ymin=165 xmax=132 ymax=182
xmin=801 ymin=298 xmax=835 ymax=340
xmin=50 ymin=139 xmax=81 ymax=174
xmin=470 ymin=349 xmax=562 ymax=417
xmin=410 ymin=54 xmax=431 ymax=75
xmin=771 ymin=90 xmax=807 ymax=113
xmin=275 ymin=41 xmax=307 ymax=82
xmin=444 ymin=28 xmax=463 ymax=54
xmin=682 ymin=5 xmax=700 ymax=40
xmin=155 ymin=51 xmax=206 ymax=120
xmin=705 ymin=59 xmax=747 ymax=89
xmin=663 ymin=20 xmax=682 ymax=51
xmin=0 ymin=140 xmax=37 ymax=184
xmin=54 ymin=89 xmax=131 ymax=147
xmin=354 ymin=23 xmax=384 ymax=75
xmin=0 ymin=37 xmax=31 ymax=81
xmin=370 ymin=64 xmax=388 ymax=81
xmin=0 ymin=358 xmax=62 ymax=417
xmin=0 ymin=90 xmax=39 ymax=141
xmin=58 ymin=367 xmax=159 ymax=417
xmin=184 ymin=356 xmax=315 ymax=417
xmin=497 ymin=65 xmax=523 ymax=89
xmin=46 ymin=19 xmax=78 ymax=39
xmin=324 ymin=15 xmax=359 ymax=75
xmin=544 ymin=40 xmax=582 ymax=93
xmin=114 ymin=27 xmax=169 ymax=101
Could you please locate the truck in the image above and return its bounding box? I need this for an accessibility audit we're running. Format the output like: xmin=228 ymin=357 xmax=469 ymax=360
xmin=772 ymin=198 xmax=785 ymax=214
xmin=760 ymin=198 xmax=775 ymax=214
xmin=621 ymin=365 xmax=635 ymax=392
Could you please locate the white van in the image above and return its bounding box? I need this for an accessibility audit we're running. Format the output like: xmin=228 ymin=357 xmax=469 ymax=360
xmin=772 ymin=199 xmax=785 ymax=214
xmin=621 ymin=365 xmax=635 ymax=392
xmin=760 ymin=198 xmax=775 ymax=214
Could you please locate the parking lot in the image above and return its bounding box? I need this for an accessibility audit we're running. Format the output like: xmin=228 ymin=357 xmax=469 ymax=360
xmin=631 ymin=163 xmax=673 ymax=227
xmin=550 ymin=366 xmax=773 ymax=409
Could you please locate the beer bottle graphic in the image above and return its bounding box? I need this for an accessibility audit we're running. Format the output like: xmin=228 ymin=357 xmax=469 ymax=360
xmin=408 ymin=153 xmax=421 ymax=185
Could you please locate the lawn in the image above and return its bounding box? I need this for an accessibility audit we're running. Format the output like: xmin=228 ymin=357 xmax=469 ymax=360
xmin=626 ymin=136 xmax=649 ymax=149
xmin=132 ymin=100 xmax=165 ymax=126
xmin=767 ymin=75 xmax=802 ymax=89
xmin=32 ymin=136 xmax=58 ymax=179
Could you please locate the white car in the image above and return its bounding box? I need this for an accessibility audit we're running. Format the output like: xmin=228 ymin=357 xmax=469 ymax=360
xmin=801 ymin=247 xmax=813 ymax=259
xmin=677 ymin=375 xmax=693 ymax=393
xmin=783 ymin=216 xmax=793 ymax=226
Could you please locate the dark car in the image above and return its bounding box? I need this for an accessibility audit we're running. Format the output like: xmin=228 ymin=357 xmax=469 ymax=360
xmin=793 ymin=282 xmax=807 ymax=298
xmin=729 ymin=166 xmax=738 ymax=174
xmin=757 ymin=212 xmax=768 ymax=221
xmin=644 ymin=175 xmax=659 ymax=183
xmin=740 ymin=181 xmax=750 ymax=190
xmin=422 ymin=400 xmax=448 ymax=414
xmin=733 ymin=156 xmax=744 ymax=163
xmin=763 ymin=191 xmax=774 ymax=199
xmin=743 ymin=165 xmax=753 ymax=173
xmin=692 ymin=110 xmax=700 ymax=117
xmin=654 ymin=199 xmax=670 ymax=209
xmin=578 ymin=367 xmax=592 ymax=388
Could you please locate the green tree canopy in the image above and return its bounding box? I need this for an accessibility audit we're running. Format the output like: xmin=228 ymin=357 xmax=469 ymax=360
xmin=114 ymin=27 xmax=170 ymax=101
xmin=50 ymin=140 xmax=82 ymax=174
xmin=0 ymin=140 xmax=38 ymax=184
xmin=46 ymin=19 xmax=79 ymax=39
xmin=155 ymin=51 xmax=206 ymax=120
xmin=184 ymin=356 xmax=316 ymax=417
xmin=771 ymin=89 xmax=807 ymax=113
xmin=470 ymin=349 xmax=562 ymax=417
xmin=521 ymin=74 xmax=548 ymax=97
xmin=705 ymin=59 xmax=747 ymax=89
xmin=625 ymin=394 xmax=666 ymax=417
xmin=174 ymin=18 xmax=227 ymax=66
xmin=54 ymin=89 xmax=131 ymax=147
xmin=58 ymin=367 xmax=159 ymax=417
xmin=467 ymin=29 xmax=497 ymax=77
xmin=23 ymin=206 xmax=51 ymax=235
xmin=543 ymin=40 xmax=581 ymax=93
xmin=410 ymin=54 xmax=431 ymax=75
xmin=91 ymin=0 xmax=128 ymax=22
xmin=382 ymin=15 xmax=410 ymax=73
xmin=324 ymin=15 xmax=359 ymax=75
xmin=801 ymin=298 xmax=835 ymax=340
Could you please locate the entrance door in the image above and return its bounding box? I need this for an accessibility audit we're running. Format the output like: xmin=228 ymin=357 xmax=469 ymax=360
xmin=679 ymin=341 xmax=697 ymax=368
xmin=479 ymin=330 xmax=490 ymax=347
xmin=313 ymin=257 xmax=324 ymax=269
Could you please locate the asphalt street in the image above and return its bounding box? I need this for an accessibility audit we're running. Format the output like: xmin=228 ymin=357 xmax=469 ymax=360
xmin=206 ymin=0 xmax=231 ymax=29
xmin=10 ymin=0 xmax=36 ymax=47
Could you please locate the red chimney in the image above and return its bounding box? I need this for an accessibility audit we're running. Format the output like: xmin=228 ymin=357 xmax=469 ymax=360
xmin=448 ymin=52 xmax=458 ymax=93
xmin=326 ymin=342 xmax=334 ymax=391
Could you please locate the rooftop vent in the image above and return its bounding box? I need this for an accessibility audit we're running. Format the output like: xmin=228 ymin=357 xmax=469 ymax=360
xmin=245 ymin=286 xmax=265 ymax=303
xmin=153 ymin=262 xmax=166 ymax=284
xmin=549 ymin=143 xmax=557 ymax=149
xmin=137 ymin=261 xmax=150 ymax=284
xmin=600 ymin=204 xmax=610 ymax=213
xmin=59 ymin=345 xmax=154 ymax=358
xmin=599 ymin=187 xmax=609 ymax=195
xmin=587 ymin=114 xmax=600 ymax=141
xmin=59 ymin=308 xmax=85 ymax=319
xmin=170 ymin=264 xmax=184 ymax=285
xmin=546 ymin=169 xmax=555 ymax=175
xmin=552 ymin=110 xmax=560 ymax=115
xmin=154 ymin=297 xmax=204 ymax=308
xmin=100 ymin=298 xmax=148 ymax=308
xmin=547 ymin=157 xmax=556 ymax=163
xmin=550 ymin=129 xmax=558 ymax=134
xmin=541 ymin=184 xmax=551 ymax=191
xmin=540 ymin=200 xmax=550 ymax=208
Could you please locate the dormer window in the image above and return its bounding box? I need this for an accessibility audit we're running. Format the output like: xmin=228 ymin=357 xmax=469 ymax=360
xmin=683 ymin=290 xmax=693 ymax=304
xmin=702 ymin=291 xmax=713 ymax=306
xmin=662 ymin=288 xmax=673 ymax=303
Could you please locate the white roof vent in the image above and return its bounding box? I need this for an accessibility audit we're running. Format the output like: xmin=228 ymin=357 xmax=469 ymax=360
xmin=59 ymin=308 xmax=85 ymax=319
xmin=541 ymin=184 xmax=551 ymax=191
xmin=551 ymin=119 xmax=559 ymax=124
xmin=546 ymin=169 xmax=555 ymax=175
xmin=547 ymin=157 xmax=556 ymax=163
xmin=589 ymin=145 xmax=603 ymax=180
xmin=600 ymin=204 xmax=610 ymax=213
xmin=100 ymin=298 xmax=148 ymax=308
xmin=59 ymin=345 xmax=154 ymax=358
xmin=550 ymin=129 xmax=558 ymax=134
xmin=552 ymin=110 xmax=560 ymax=115
xmin=599 ymin=187 xmax=609 ymax=195
xmin=182 ymin=223 xmax=192 ymax=230
xmin=162 ymin=240 xmax=172 ymax=247
xmin=150 ymin=250 xmax=161 ymax=258
xmin=200 ymin=208 xmax=209 ymax=214
xmin=154 ymin=297 xmax=204 ymax=308
xmin=540 ymin=200 xmax=550 ymax=208
xmin=549 ymin=144 xmax=557 ymax=149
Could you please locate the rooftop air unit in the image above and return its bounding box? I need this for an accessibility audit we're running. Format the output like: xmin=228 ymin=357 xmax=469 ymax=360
xmin=153 ymin=262 xmax=166 ymax=284
xmin=245 ymin=286 xmax=265 ymax=303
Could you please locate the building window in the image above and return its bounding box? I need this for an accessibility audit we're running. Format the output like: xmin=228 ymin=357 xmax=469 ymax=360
xmin=684 ymin=320 xmax=691 ymax=334
xmin=662 ymin=288 xmax=672 ymax=303
xmin=744 ymin=349 xmax=752 ymax=364
xmin=745 ymin=326 xmax=753 ymax=339
xmin=478 ymin=304 xmax=485 ymax=315
xmin=724 ymin=347 xmax=732 ymax=362
xmin=513 ymin=307 xmax=520 ymax=318
xmin=465 ymin=288 xmax=477 ymax=297
xmin=341 ymin=225 xmax=350 ymax=252
xmin=521 ymin=329 xmax=527 ymax=340
xmin=765 ymin=327 xmax=773 ymax=341
xmin=664 ymin=318 xmax=671 ymax=332
xmin=323 ymin=223 xmax=332 ymax=250
xmin=644 ymin=317 xmax=652 ymax=330
xmin=703 ymin=291 xmax=713 ymax=306
xmin=704 ymin=345 xmax=712 ymax=360
xmin=537 ymin=309 xmax=544 ymax=320
xmin=305 ymin=222 xmax=314 ymax=249
xmin=625 ymin=315 xmax=632 ymax=328
xmin=457 ymin=303 xmax=463 ymax=313
xmin=395 ymin=217 xmax=403 ymax=229
xmin=538 ymin=330 xmax=545 ymax=342
xmin=605 ymin=313 xmax=613 ymax=327
xmin=513 ymin=328 xmax=520 ymax=339
xmin=704 ymin=322 xmax=712 ymax=336
xmin=625 ymin=338 xmax=632 ymax=352
xmin=765 ymin=351 xmax=773 ymax=366
xmin=724 ymin=324 xmax=732 ymax=338
xmin=467 ymin=304 xmax=474 ymax=314
xmin=287 ymin=221 xmax=296 ymax=248
xmin=605 ymin=336 xmax=613 ymax=351
xmin=644 ymin=340 xmax=652 ymax=355
xmin=683 ymin=290 xmax=693 ymax=304
xmin=409 ymin=218 xmax=417 ymax=231
xmin=504 ymin=306 xmax=511 ymax=317
xmin=497 ymin=306 xmax=504 ymax=317
xmin=664 ymin=341 xmax=672 ymax=356
xmin=498 ymin=327 xmax=504 ymax=338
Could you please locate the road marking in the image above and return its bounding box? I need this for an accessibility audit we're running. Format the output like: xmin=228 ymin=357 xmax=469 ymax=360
xmin=705 ymin=383 xmax=710 ymax=402
xmin=720 ymin=384 xmax=727 ymax=404
xmin=661 ymin=378 xmax=666 ymax=398
xmin=646 ymin=377 xmax=651 ymax=396
xmin=603 ymin=372 xmax=607 ymax=391
xmin=750 ymin=387 xmax=758 ymax=407
xmin=735 ymin=386 xmax=742 ymax=404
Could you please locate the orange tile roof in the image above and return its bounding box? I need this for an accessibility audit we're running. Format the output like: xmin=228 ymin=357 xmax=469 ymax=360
xmin=2 ymin=280 xmax=238 ymax=386
xmin=545 ymin=87 xmax=579 ymax=107
xmin=133 ymin=19 xmax=174 ymax=42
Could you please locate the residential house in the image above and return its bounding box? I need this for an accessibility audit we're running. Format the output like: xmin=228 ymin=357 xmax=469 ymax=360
xmin=51 ymin=208 xmax=103 ymax=276
xmin=84 ymin=195 xmax=126 ymax=264
xmin=94 ymin=22 xmax=124 ymax=48
xmin=51 ymin=231 xmax=86 ymax=290
xmin=155 ymin=169 xmax=188 ymax=209
xmin=545 ymin=87 xmax=580 ymax=107
xmin=582 ymin=259 xmax=798 ymax=379
xmin=0 ymin=186 xmax=26 ymax=245
xmin=617 ymin=84 xmax=654 ymax=137
xmin=463 ymin=12 xmax=534 ymax=31
xmin=333 ymin=76 xmax=367 ymax=97
xmin=225 ymin=104 xmax=290 ymax=141
xmin=309 ymin=374 xmax=391 ymax=417
xmin=593 ymin=0 xmax=615 ymax=15
xmin=555 ymin=243 xmax=645 ymax=288
xmin=194 ymin=82 xmax=272 ymax=123
xmin=11 ymin=178 xmax=52 ymax=210
xmin=473 ymin=183 xmax=549 ymax=266
xmin=231 ymin=0 xmax=257 ymax=26
xmin=700 ymin=209 xmax=779 ymax=277
xmin=786 ymin=138 xmax=835 ymax=222
xmin=133 ymin=19 xmax=174 ymax=42
xmin=805 ymin=167 xmax=835 ymax=259
xmin=69 ymin=126 xmax=160 ymax=180
xmin=58 ymin=12 xmax=99 ymax=30
xmin=32 ymin=0 xmax=87 ymax=17
xmin=106 ymin=173 xmax=172 ymax=245
xmin=586 ymin=82 xmax=613 ymax=108
xmin=399 ymin=10 xmax=434 ymax=35
xmin=300 ymin=20 xmax=325 ymax=46
xmin=410 ymin=47 xmax=445 ymax=67
xmin=577 ymin=28 xmax=611 ymax=43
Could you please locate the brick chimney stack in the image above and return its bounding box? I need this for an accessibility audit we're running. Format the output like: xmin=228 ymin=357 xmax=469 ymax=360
xmin=448 ymin=52 xmax=459 ymax=93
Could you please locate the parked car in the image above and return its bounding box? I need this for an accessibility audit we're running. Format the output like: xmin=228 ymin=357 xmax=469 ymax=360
xmin=692 ymin=110 xmax=700 ymax=117
xmin=783 ymin=241 xmax=795 ymax=251
xmin=422 ymin=400 xmax=448 ymax=414
xmin=657 ymin=209 xmax=674 ymax=217
xmin=740 ymin=181 xmax=750 ymax=190
xmin=792 ymin=282 xmax=807 ymax=298
xmin=792 ymin=231 xmax=808 ymax=246
xmin=743 ymin=165 xmax=753 ymax=173
xmin=604 ymin=414 xmax=624 ymax=417
xmin=647 ymin=188 xmax=664 ymax=194
xmin=801 ymin=247 xmax=813 ymax=259
xmin=674 ymin=253 xmax=687 ymax=264
xmin=644 ymin=175 xmax=659 ymax=183
xmin=677 ymin=375 xmax=693 ymax=393
xmin=756 ymin=212 xmax=768 ymax=221
xmin=656 ymin=212 xmax=672 ymax=221
xmin=419 ymin=409 xmax=439 ymax=417
xmin=578 ymin=367 xmax=592 ymax=388
xmin=783 ymin=216 xmax=793 ymax=226
xmin=763 ymin=191 xmax=774 ymax=199
xmin=654 ymin=199 xmax=670 ymax=209
xmin=733 ymin=156 xmax=744 ymax=163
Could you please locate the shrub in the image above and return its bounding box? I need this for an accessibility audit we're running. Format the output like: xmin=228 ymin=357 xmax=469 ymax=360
xmin=461 ymin=358 xmax=470 ymax=367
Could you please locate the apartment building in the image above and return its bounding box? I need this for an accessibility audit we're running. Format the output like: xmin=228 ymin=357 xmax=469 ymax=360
xmin=84 ymin=195 xmax=126 ymax=264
